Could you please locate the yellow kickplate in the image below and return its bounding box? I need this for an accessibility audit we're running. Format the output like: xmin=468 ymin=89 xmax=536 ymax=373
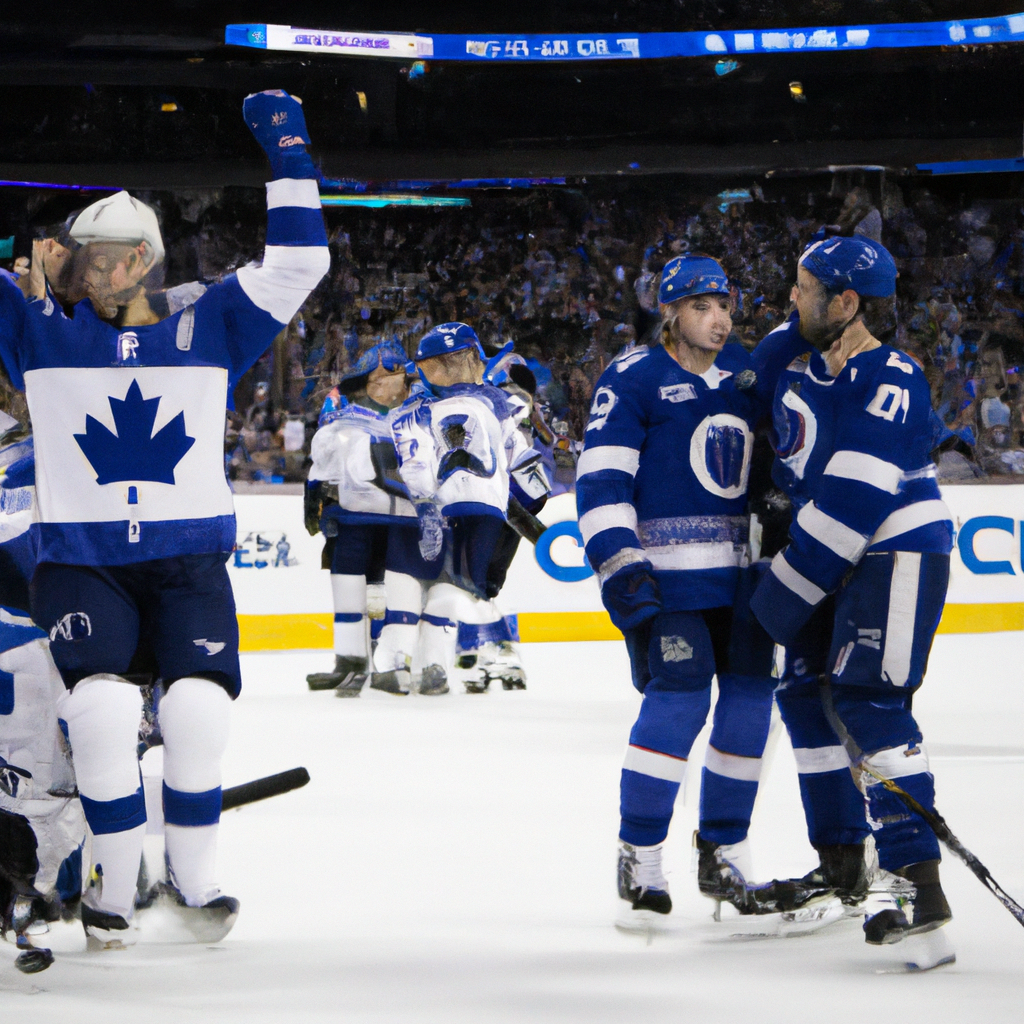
xmin=237 ymin=603 xmax=1021 ymax=652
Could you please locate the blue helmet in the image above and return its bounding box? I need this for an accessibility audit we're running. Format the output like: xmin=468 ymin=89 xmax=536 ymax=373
xmin=414 ymin=322 xmax=485 ymax=362
xmin=341 ymin=339 xmax=410 ymax=385
xmin=658 ymin=255 xmax=730 ymax=304
xmin=798 ymin=236 xmax=897 ymax=298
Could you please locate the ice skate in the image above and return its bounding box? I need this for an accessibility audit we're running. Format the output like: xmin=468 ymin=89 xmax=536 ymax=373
xmin=417 ymin=664 xmax=450 ymax=695
xmin=694 ymin=832 xmax=840 ymax=933
xmin=478 ymin=641 xmax=527 ymax=690
xmin=616 ymin=840 xmax=672 ymax=933
xmin=864 ymin=860 xmax=951 ymax=949
xmin=8 ymin=894 xmax=59 ymax=973
xmin=307 ymin=655 xmax=368 ymax=692
xmin=798 ymin=842 xmax=873 ymax=909
xmin=695 ymin=833 xmax=753 ymax=905
xmin=147 ymin=881 xmax=241 ymax=943
xmin=82 ymin=901 xmax=139 ymax=951
xmin=454 ymin=653 xmax=490 ymax=694
xmin=333 ymin=670 xmax=370 ymax=698
xmin=369 ymin=669 xmax=411 ymax=695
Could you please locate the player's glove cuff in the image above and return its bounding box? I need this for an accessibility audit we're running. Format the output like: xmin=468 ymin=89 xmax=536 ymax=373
xmin=602 ymin=563 xmax=661 ymax=633
xmin=749 ymin=559 xmax=819 ymax=648
xmin=243 ymin=90 xmax=318 ymax=180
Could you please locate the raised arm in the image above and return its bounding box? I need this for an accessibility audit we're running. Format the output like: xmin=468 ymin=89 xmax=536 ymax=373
xmin=222 ymin=91 xmax=330 ymax=378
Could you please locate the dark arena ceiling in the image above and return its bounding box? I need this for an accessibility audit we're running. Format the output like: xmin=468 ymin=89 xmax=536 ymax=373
xmin=2 ymin=2 xmax=1024 ymax=186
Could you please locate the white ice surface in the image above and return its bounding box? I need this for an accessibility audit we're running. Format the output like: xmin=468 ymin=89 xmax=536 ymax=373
xmin=3 ymin=633 xmax=1024 ymax=1021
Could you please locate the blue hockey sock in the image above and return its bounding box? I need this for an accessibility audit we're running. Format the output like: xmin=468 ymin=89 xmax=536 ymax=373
xmin=619 ymin=687 xmax=710 ymax=846
xmin=795 ymin=766 xmax=870 ymax=847
xmin=699 ymin=770 xmax=758 ymax=846
xmin=778 ymin=682 xmax=870 ymax=847
xmin=698 ymin=674 xmax=774 ymax=845
xmin=863 ymin=744 xmax=941 ymax=870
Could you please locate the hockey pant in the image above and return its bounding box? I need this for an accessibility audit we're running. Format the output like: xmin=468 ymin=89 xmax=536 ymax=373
xmin=619 ymin=599 xmax=774 ymax=849
xmin=0 ymin=616 xmax=85 ymax=917
xmin=778 ymin=551 xmax=949 ymax=870
xmin=328 ymin=523 xmax=389 ymax=661
xmin=374 ymin=516 xmax=506 ymax=678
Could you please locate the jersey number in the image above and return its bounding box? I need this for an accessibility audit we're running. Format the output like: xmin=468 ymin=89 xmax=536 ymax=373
xmin=866 ymin=383 xmax=910 ymax=423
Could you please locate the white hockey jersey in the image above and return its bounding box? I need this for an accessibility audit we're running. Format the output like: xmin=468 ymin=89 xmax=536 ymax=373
xmin=308 ymin=402 xmax=416 ymax=524
xmin=389 ymin=382 xmax=539 ymax=519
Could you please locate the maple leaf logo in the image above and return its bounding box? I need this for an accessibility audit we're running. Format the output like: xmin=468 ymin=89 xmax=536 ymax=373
xmin=74 ymin=379 xmax=195 ymax=485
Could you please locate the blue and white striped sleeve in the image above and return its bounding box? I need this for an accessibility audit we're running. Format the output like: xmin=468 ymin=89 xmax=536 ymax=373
xmin=575 ymin=375 xmax=647 ymax=583
xmin=235 ymin=177 xmax=330 ymax=328
xmin=752 ymin=367 xmax=942 ymax=644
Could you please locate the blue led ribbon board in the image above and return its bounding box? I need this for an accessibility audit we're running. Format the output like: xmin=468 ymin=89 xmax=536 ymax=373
xmin=227 ymin=14 xmax=1024 ymax=62
xmin=319 ymin=194 xmax=471 ymax=208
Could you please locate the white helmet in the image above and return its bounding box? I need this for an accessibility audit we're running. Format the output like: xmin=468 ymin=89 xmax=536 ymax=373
xmin=69 ymin=190 xmax=165 ymax=268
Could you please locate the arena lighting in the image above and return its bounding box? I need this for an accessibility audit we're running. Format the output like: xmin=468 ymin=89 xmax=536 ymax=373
xmin=319 ymin=194 xmax=471 ymax=208
xmin=0 ymin=180 xmax=111 ymax=191
xmin=226 ymin=13 xmax=1024 ymax=62
xmin=319 ymin=177 xmax=566 ymax=192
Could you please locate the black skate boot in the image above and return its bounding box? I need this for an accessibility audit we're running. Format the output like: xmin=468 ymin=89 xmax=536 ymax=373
xmin=82 ymin=902 xmax=136 ymax=951
xmin=307 ymin=655 xmax=369 ymax=692
xmin=695 ymin=833 xmax=751 ymax=904
xmin=418 ymin=664 xmax=450 ymax=695
xmin=800 ymin=843 xmax=871 ymax=907
xmin=456 ymin=653 xmax=490 ymax=693
xmin=617 ymin=840 xmax=672 ymax=928
xmin=864 ymin=859 xmax=951 ymax=945
xmin=695 ymin=833 xmax=835 ymax=917
xmin=369 ymin=669 xmax=411 ymax=694
xmin=333 ymin=671 xmax=369 ymax=697
xmin=480 ymin=641 xmax=527 ymax=690
xmin=148 ymin=881 xmax=241 ymax=943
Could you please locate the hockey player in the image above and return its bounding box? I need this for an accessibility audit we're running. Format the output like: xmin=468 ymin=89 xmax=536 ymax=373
xmin=749 ymin=236 xmax=955 ymax=952
xmin=0 ymin=90 xmax=329 ymax=949
xmin=304 ymin=340 xmax=414 ymax=695
xmin=377 ymin=323 xmax=540 ymax=695
xmin=446 ymin=344 xmax=551 ymax=693
xmin=578 ymin=255 xmax=790 ymax=926
xmin=0 ymin=424 xmax=87 ymax=972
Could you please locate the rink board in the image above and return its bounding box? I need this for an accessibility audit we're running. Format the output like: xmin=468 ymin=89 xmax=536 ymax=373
xmin=229 ymin=485 xmax=1024 ymax=650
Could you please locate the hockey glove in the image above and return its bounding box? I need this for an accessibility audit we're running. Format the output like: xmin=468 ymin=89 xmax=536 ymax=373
xmin=304 ymin=480 xmax=324 ymax=537
xmin=243 ymin=90 xmax=318 ymax=180
xmin=748 ymin=554 xmax=819 ymax=648
xmin=601 ymin=563 xmax=661 ymax=633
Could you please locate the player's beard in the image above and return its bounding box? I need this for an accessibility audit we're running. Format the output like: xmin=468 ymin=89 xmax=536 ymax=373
xmin=800 ymin=299 xmax=858 ymax=352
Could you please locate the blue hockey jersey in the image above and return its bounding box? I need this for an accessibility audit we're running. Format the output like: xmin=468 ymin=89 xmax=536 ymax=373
xmin=0 ymin=178 xmax=329 ymax=567
xmin=751 ymin=318 xmax=953 ymax=641
xmin=576 ymin=342 xmax=761 ymax=611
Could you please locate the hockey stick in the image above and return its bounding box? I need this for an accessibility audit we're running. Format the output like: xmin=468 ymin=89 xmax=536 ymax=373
xmin=221 ymin=767 xmax=310 ymax=811
xmin=819 ymin=680 xmax=1024 ymax=927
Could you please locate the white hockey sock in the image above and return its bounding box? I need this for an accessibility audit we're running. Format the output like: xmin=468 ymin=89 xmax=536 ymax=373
xmin=59 ymin=675 xmax=145 ymax=917
xmin=90 ymin=825 xmax=148 ymax=918
xmin=331 ymin=573 xmax=367 ymax=658
xmin=159 ymin=677 xmax=231 ymax=906
xmin=417 ymin=583 xmax=463 ymax=674
xmin=374 ymin=571 xmax=422 ymax=673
